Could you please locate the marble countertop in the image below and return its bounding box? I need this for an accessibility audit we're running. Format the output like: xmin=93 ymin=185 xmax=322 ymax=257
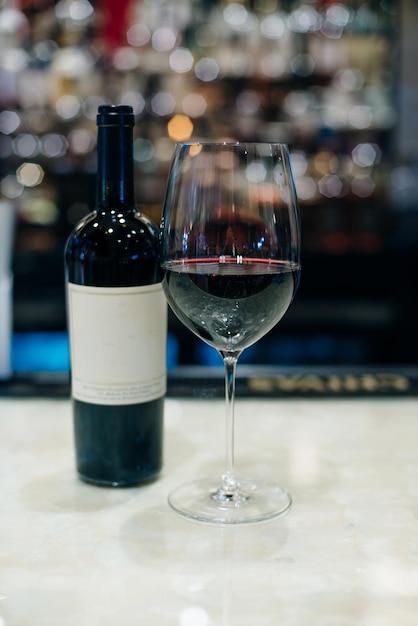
xmin=1 ymin=396 xmax=418 ymax=625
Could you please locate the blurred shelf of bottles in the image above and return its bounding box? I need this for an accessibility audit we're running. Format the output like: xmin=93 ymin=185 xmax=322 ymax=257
xmin=1 ymin=0 xmax=417 ymax=365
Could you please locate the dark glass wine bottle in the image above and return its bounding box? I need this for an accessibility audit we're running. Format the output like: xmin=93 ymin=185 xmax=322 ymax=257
xmin=65 ymin=105 xmax=166 ymax=486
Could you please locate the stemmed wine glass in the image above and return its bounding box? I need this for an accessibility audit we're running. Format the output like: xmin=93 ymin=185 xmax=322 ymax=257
xmin=160 ymin=142 xmax=301 ymax=524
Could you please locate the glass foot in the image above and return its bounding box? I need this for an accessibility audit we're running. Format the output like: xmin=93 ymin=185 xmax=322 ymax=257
xmin=168 ymin=477 xmax=291 ymax=524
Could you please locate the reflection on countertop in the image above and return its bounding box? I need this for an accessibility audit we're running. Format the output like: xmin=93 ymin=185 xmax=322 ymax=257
xmin=0 ymin=396 xmax=418 ymax=625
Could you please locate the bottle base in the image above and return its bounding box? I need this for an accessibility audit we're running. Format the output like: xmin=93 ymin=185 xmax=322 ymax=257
xmin=72 ymin=396 xmax=165 ymax=489
xmin=77 ymin=470 xmax=161 ymax=488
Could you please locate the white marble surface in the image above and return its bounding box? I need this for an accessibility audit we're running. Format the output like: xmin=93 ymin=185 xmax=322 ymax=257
xmin=1 ymin=396 xmax=418 ymax=625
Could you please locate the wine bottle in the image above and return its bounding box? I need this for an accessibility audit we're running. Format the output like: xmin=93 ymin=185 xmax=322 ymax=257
xmin=65 ymin=104 xmax=166 ymax=486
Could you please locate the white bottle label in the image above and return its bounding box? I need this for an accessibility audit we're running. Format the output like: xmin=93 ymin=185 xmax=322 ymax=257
xmin=67 ymin=282 xmax=167 ymax=406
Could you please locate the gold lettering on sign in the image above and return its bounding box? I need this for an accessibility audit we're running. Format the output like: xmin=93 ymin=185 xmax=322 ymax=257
xmin=247 ymin=374 xmax=411 ymax=394
xmin=248 ymin=377 xmax=275 ymax=393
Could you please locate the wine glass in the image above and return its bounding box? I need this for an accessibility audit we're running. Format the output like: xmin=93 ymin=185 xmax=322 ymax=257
xmin=160 ymin=142 xmax=301 ymax=524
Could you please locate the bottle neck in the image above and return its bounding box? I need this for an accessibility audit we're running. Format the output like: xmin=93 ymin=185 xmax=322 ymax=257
xmin=96 ymin=124 xmax=135 ymax=211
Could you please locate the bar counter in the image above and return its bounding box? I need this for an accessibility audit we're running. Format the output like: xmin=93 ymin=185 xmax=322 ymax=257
xmin=1 ymin=395 xmax=418 ymax=625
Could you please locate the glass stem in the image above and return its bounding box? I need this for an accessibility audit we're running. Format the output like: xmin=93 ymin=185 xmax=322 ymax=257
xmin=221 ymin=353 xmax=240 ymax=495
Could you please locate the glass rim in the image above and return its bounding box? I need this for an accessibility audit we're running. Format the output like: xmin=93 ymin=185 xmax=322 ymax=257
xmin=175 ymin=141 xmax=289 ymax=148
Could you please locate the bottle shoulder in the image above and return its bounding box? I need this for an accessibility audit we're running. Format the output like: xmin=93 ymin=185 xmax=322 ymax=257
xmin=65 ymin=207 xmax=162 ymax=287
xmin=67 ymin=209 xmax=159 ymax=250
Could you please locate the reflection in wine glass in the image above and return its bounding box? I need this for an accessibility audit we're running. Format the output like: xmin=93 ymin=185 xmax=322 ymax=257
xmin=160 ymin=142 xmax=301 ymax=523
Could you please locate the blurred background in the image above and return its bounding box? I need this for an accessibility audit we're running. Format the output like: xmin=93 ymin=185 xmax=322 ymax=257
xmin=1 ymin=0 xmax=417 ymax=374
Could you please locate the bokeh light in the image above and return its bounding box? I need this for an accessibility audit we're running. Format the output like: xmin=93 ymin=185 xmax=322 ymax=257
xmin=260 ymin=13 xmax=286 ymax=39
xmin=351 ymin=143 xmax=381 ymax=168
xmin=68 ymin=128 xmax=95 ymax=155
xmin=169 ymin=48 xmax=194 ymax=73
xmin=16 ymin=163 xmax=44 ymax=187
xmin=120 ymin=91 xmax=145 ymax=115
xmin=223 ymin=3 xmax=254 ymax=31
xmin=152 ymin=27 xmax=177 ymax=52
xmin=126 ymin=23 xmax=151 ymax=47
xmin=19 ymin=196 xmax=58 ymax=224
xmin=1 ymin=174 xmax=24 ymax=199
xmin=41 ymin=134 xmax=68 ymax=158
xmin=133 ymin=138 xmax=154 ymax=163
xmin=112 ymin=47 xmax=139 ymax=71
xmin=236 ymin=90 xmax=261 ymax=115
xmin=167 ymin=115 xmax=193 ymax=142
xmin=55 ymin=95 xmax=81 ymax=120
xmin=260 ymin=53 xmax=286 ymax=79
xmin=351 ymin=175 xmax=375 ymax=197
xmin=182 ymin=93 xmax=207 ymax=118
xmin=318 ymin=174 xmax=345 ymax=198
xmin=151 ymin=92 xmax=176 ymax=117
xmin=287 ymin=6 xmax=321 ymax=33
xmin=12 ymin=134 xmax=39 ymax=158
xmin=195 ymin=57 xmax=220 ymax=82
xmin=0 ymin=110 xmax=20 ymax=135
